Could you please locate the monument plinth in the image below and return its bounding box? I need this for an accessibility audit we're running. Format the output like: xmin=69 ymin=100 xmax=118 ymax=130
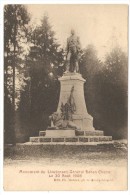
xmin=57 ymin=72 xmax=94 ymax=131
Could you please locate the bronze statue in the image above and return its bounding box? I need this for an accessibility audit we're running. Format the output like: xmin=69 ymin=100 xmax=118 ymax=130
xmin=65 ymin=29 xmax=81 ymax=73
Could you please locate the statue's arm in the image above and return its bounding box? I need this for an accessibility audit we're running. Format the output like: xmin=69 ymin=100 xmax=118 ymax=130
xmin=77 ymin=36 xmax=81 ymax=51
xmin=66 ymin=38 xmax=69 ymax=52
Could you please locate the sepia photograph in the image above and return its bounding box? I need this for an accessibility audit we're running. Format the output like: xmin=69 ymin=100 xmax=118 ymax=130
xmin=3 ymin=3 xmax=128 ymax=191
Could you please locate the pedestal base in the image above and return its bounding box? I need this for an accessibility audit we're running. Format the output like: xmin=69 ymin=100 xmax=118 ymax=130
xmin=46 ymin=129 xmax=75 ymax=137
xmin=30 ymin=135 xmax=112 ymax=143
xmin=30 ymin=129 xmax=112 ymax=143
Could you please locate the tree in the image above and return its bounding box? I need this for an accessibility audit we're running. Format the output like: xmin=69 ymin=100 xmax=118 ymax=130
xmin=18 ymin=15 xmax=64 ymax=138
xmin=79 ymin=45 xmax=103 ymax=126
xmin=80 ymin=44 xmax=102 ymax=78
xmin=79 ymin=45 xmax=128 ymax=139
xmin=101 ymin=47 xmax=128 ymax=138
xmin=4 ymin=5 xmax=30 ymax=144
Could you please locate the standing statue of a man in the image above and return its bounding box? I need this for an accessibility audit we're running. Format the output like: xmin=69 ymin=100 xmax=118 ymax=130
xmin=65 ymin=29 xmax=81 ymax=73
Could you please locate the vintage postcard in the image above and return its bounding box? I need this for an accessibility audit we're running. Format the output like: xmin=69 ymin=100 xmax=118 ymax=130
xmin=3 ymin=4 xmax=128 ymax=191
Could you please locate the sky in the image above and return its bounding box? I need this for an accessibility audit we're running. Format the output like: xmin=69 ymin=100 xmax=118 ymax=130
xmin=26 ymin=4 xmax=128 ymax=60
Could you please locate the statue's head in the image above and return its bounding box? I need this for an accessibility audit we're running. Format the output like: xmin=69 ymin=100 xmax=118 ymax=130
xmin=71 ymin=29 xmax=75 ymax=35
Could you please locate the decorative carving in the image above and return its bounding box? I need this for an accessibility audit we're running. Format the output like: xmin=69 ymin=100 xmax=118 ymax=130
xmin=48 ymin=86 xmax=80 ymax=130
xmin=61 ymin=86 xmax=76 ymax=120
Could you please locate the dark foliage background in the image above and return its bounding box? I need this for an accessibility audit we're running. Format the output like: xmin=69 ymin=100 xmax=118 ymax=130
xmin=4 ymin=5 xmax=128 ymax=144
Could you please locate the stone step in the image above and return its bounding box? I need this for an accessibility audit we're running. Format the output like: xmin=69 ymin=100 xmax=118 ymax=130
xmin=30 ymin=136 xmax=112 ymax=143
xmin=75 ymin=130 xmax=104 ymax=136
xmin=39 ymin=130 xmax=104 ymax=137
xmin=39 ymin=131 xmax=46 ymax=136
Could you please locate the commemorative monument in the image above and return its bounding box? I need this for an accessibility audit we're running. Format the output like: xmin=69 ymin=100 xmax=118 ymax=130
xmin=30 ymin=30 xmax=112 ymax=143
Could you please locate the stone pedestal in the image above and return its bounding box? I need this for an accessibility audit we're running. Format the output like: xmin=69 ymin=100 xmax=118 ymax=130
xmin=29 ymin=72 xmax=112 ymax=144
xmin=57 ymin=72 xmax=94 ymax=131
